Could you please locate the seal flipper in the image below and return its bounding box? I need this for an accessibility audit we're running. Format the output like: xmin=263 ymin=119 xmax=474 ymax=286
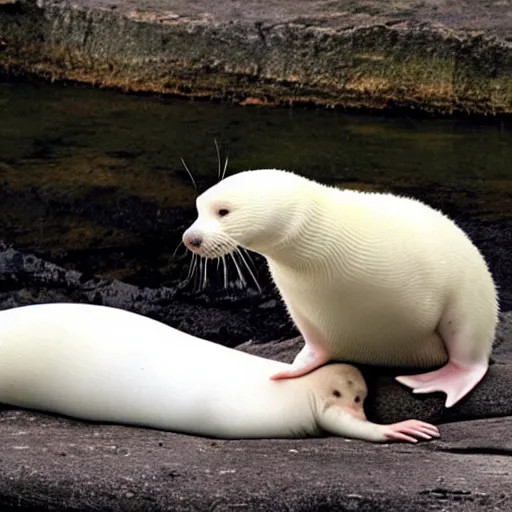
xmin=270 ymin=306 xmax=330 ymax=380
xmin=380 ymin=419 xmax=440 ymax=443
xmin=397 ymin=302 xmax=495 ymax=407
xmin=270 ymin=343 xmax=328 ymax=380
xmin=395 ymin=360 xmax=488 ymax=408
xmin=318 ymin=409 xmax=440 ymax=443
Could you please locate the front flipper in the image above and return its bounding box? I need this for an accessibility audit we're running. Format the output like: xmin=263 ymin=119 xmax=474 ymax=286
xmin=318 ymin=408 xmax=440 ymax=443
xmin=271 ymin=304 xmax=330 ymax=380
xmin=270 ymin=344 xmax=328 ymax=380
xmin=380 ymin=419 xmax=440 ymax=443
xmin=396 ymin=360 xmax=488 ymax=408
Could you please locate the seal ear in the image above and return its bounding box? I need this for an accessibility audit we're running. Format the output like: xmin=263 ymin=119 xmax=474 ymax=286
xmin=218 ymin=208 xmax=230 ymax=217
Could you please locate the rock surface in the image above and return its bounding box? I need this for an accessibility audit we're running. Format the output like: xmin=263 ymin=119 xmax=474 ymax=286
xmin=0 ymin=411 xmax=511 ymax=511
xmin=1 ymin=244 xmax=512 ymax=510
xmin=0 ymin=0 xmax=511 ymax=115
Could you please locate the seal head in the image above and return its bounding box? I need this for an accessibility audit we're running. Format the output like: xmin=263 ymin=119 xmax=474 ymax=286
xmin=307 ymin=364 xmax=439 ymax=443
xmin=183 ymin=169 xmax=313 ymax=259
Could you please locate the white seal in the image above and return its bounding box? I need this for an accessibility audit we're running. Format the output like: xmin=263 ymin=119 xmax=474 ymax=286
xmin=183 ymin=169 xmax=499 ymax=408
xmin=0 ymin=303 xmax=438 ymax=443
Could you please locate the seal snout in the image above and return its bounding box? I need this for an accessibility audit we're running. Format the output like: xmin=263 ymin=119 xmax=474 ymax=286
xmin=184 ymin=234 xmax=203 ymax=249
xmin=344 ymin=404 xmax=366 ymax=422
xmin=182 ymin=218 xmax=238 ymax=259
xmin=182 ymin=229 xmax=204 ymax=253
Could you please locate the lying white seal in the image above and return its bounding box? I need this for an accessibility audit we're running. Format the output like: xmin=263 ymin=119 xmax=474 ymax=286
xmin=0 ymin=303 xmax=438 ymax=443
xmin=183 ymin=169 xmax=499 ymax=408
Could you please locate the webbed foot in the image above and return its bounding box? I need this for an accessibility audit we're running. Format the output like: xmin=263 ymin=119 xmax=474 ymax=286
xmin=396 ymin=360 xmax=488 ymax=408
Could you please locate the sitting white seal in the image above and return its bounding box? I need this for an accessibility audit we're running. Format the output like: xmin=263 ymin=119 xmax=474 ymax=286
xmin=183 ymin=169 xmax=499 ymax=408
xmin=0 ymin=303 xmax=438 ymax=443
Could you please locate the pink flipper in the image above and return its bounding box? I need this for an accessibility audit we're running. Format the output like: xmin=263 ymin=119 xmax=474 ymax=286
xmin=396 ymin=360 xmax=488 ymax=408
xmin=271 ymin=306 xmax=329 ymax=380
xmin=382 ymin=419 xmax=440 ymax=443
xmin=270 ymin=344 xmax=328 ymax=380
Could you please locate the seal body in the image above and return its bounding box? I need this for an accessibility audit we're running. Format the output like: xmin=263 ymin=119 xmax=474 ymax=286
xmin=0 ymin=303 xmax=438 ymax=442
xmin=183 ymin=169 xmax=499 ymax=408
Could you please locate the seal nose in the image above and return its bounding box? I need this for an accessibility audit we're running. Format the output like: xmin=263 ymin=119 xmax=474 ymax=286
xmin=183 ymin=230 xmax=203 ymax=251
xmin=189 ymin=237 xmax=202 ymax=248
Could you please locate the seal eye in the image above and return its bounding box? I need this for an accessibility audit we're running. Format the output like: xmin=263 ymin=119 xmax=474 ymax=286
xmin=218 ymin=208 xmax=229 ymax=217
xmin=332 ymin=390 xmax=342 ymax=398
xmin=354 ymin=396 xmax=361 ymax=403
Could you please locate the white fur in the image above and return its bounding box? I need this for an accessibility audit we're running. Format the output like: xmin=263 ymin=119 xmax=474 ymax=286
xmin=183 ymin=169 xmax=498 ymax=400
xmin=0 ymin=302 xmax=438 ymax=442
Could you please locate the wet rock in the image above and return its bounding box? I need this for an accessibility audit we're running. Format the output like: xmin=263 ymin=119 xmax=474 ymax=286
xmin=0 ymin=410 xmax=511 ymax=511
xmin=0 ymin=0 xmax=511 ymax=115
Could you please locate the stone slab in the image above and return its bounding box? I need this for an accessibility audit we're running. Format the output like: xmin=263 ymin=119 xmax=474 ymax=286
xmin=0 ymin=0 xmax=511 ymax=114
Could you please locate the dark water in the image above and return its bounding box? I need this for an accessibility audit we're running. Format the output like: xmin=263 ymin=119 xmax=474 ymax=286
xmin=0 ymin=80 xmax=511 ymax=308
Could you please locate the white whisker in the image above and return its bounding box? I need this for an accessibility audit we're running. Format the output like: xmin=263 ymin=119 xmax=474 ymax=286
xmin=181 ymin=253 xmax=197 ymax=288
xmin=185 ymin=253 xmax=195 ymax=281
xmin=229 ymin=252 xmax=247 ymax=288
xmin=221 ymin=153 xmax=229 ymax=181
xmin=180 ymin=158 xmax=197 ymax=190
xmin=202 ymin=258 xmax=209 ymax=290
xmin=197 ymin=258 xmax=205 ymax=293
xmin=172 ymin=240 xmax=184 ymax=258
xmin=235 ymin=247 xmax=261 ymax=292
xmin=191 ymin=255 xmax=200 ymax=286
xmin=222 ymin=255 xmax=229 ymax=289
xmin=214 ymin=138 xmax=222 ymax=182
xmin=239 ymin=246 xmax=258 ymax=274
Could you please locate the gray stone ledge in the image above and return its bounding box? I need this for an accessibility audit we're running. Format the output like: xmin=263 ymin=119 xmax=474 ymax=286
xmin=0 ymin=0 xmax=511 ymax=115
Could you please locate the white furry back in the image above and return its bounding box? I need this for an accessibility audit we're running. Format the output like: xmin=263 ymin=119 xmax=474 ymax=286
xmin=267 ymin=185 xmax=497 ymax=367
